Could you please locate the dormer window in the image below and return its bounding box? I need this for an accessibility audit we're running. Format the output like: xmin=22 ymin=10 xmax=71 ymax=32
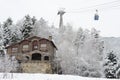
xmin=12 ymin=47 xmax=18 ymax=53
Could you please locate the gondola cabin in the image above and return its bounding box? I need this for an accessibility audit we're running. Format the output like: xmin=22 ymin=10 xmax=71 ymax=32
xmin=94 ymin=9 xmax=99 ymax=20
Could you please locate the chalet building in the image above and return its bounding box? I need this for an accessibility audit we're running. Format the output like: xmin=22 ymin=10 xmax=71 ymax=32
xmin=6 ymin=36 xmax=57 ymax=73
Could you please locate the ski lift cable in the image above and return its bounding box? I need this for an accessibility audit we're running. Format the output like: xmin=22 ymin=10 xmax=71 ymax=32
xmin=99 ymin=4 xmax=120 ymax=11
xmin=73 ymin=0 xmax=120 ymax=11
xmin=66 ymin=4 xmax=120 ymax=13
xmin=87 ymin=0 xmax=120 ymax=8
xmin=52 ymin=4 xmax=120 ymax=25
xmin=66 ymin=0 xmax=120 ymax=13
xmin=52 ymin=0 xmax=120 ymax=24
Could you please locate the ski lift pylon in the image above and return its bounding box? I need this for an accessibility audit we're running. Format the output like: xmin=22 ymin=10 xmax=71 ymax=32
xmin=94 ymin=9 xmax=99 ymax=20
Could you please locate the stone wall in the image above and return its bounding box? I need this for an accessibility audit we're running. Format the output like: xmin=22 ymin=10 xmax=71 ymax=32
xmin=21 ymin=62 xmax=52 ymax=73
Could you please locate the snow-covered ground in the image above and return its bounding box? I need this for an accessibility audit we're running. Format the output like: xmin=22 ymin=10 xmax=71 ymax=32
xmin=0 ymin=73 xmax=118 ymax=80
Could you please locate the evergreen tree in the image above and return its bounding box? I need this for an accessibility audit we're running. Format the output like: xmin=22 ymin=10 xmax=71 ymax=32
xmin=20 ymin=15 xmax=33 ymax=39
xmin=2 ymin=18 xmax=13 ymax=46
xmin=0 ymin=23 xmax=2 ymax=39
xmin=32 ymin=16 xmax=37 ymax=25
xmin=10 ymin=24 xmax=21 ymax=43
xmin=0 ymin=23 xmax=4 ymax=51
xmin=104 ymin=51 xmax=118 ymax=78
xmin=11 ymin=32 xmax=20 ymax=43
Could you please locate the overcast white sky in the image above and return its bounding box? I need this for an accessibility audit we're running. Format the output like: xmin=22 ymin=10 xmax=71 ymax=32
xmin=0 ymin=0 xmax=120 ymax=37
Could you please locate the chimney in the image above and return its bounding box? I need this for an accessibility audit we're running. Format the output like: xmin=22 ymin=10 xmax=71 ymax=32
xmin=48 ymin=36 xmax=52 ymax=41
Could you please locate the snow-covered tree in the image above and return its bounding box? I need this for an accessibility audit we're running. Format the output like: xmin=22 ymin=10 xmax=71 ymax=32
xmin=2 ymin=18 xmax=13 ymax=46
xmin=73 ymin=28 xmax=104 ymax=77
xmin=10 ymin=24 xmax=21 ymax=43
xmin=32 ymin=18 xmax=51 ymax=38
xmin=0 ymin=23 xmax=19 ymax=78
xmin=11 ymin=32 xmax=20 ymax=43
xmin=56 ymin=40 xmax=76 ymax=74
xmin=74 ymin=28 xmax=86 ymax=54
xmin=63 ymin=23 xmax=75 ymax=42
xmin=91 ymin=28 xmax=100 ymax=38
xmin=32 ymin=16 xmax=37 ymax=25
xmin=104 ymin=51 xmax=119 ymax=78
xmin=20 ymin=15 xmax=33 ymax=39
xmin=55 ymin=23 xmax=76 ymax=74
xmin=0 ymin=53 xmax=19 ymax=79
xmin=0 ymin=23 xmax=3 ymax=48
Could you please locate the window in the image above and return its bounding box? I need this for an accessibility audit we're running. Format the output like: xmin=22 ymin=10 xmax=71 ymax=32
xmin=22 ymin=45 xmax=29 ymax=51
xmin=34 ymin=45 xmax=38 ymax=49
xmin=40 ymin=44 xmax=47 ymax=51
xmin=12 ymin=47 xmax=18 ymax=53
xmin=44 ymin=56 xmax=49 ymax=61
xmin=41 ymin=44 xmax=47 ymax=48
xmin=32 ymin=40 xmax=38 ymax=50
